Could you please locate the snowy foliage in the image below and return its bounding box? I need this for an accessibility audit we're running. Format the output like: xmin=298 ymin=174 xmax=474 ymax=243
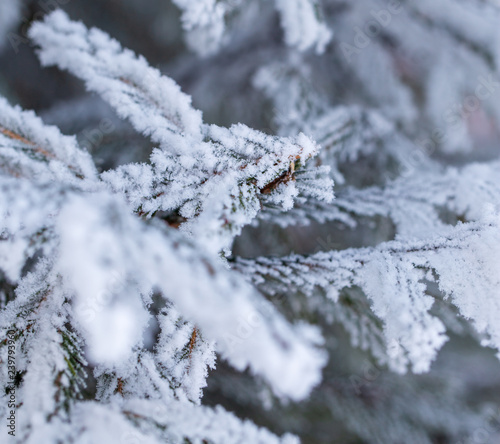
xmin=273 ymin=0 xmax=332 ymax=53
xmin=1 ymin=1 xmax=500 ymax=443
xmin=171 ymin=0 xmax=331 ymax=56
xmin=29 ymin=10 xmax=333 ymax=254
xmin=237 ymin=210 xmax=500 ymax=373
xmin=0 ymin=10 xmax=328 ymax=443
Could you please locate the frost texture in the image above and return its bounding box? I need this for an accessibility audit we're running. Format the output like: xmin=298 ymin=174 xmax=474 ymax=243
xmin=172 ymin=0 xmax=332 ymax=55
xmin=0 ymin=103 xmax=314 ymax=441
xmin=29 ymin=10 xmax=333 ymax=254
xmin=2 ymin=2 xmax=500 ymax=443
xmin=238 ymin=211 xmax=500 ymax=373
xmin=274 ymin=0 xmax=332 ymax=53
xmin=171 ymin=0 xmax=229 ymax=56
xmin=0 ymin=97 xmax=98 ymax=183
xmin=0 ymin=10 xmax=337 ymax=443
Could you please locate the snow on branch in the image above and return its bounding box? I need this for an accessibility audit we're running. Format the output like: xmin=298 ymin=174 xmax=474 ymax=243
xmin=0 ymin=178 xmax=325 ymax=440
xmin=0 ymin=97 xmax=97 ymax=183
xmin=274 ymin=0 xmax=332 ymax=53
xmin=29 ymin=12 xmax=204 ymax=156
xmin=172 ymin=0 xmax=332 ymax=55
xmin=65 ymin=399 xmax=299 ymax=443
xmin=237 ymin=210 xmax=500 ymax=373
xmin=121 ymin=400 xmax=300 ymax=444
xmin=171 ymin=0 xmax=229 ymax=56
xmin=0 ymin=103 xmax=326 ymax=413
xmin=327 ymin=161 xmax=500 ymax=238
xmin=56 ymin=192 xmax=326 ymax=400
xmin=0 ymin=177 xmax=64 ymax=281
xmin=254 ymin=60 xmax=426 ymax=183
xmin=0 ymin=260 xmax=87 ymax=440
xmin=30 ymin=10 xmax=333 ymax=253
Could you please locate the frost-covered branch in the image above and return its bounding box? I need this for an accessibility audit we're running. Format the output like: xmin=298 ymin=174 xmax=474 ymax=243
xmin=2 ymin=2 xmax=500 ymax=442
xmin=57 ymin=192 xmax=326 ymax=400
xmin=172 ymin=0 xmax=332 ymax=55
xmin=30 ymin=11 xmax=333 ymax=253
xmin=0 ymin=97 xmax=97 ymax=183
xmin=171 ymin=0 xmax=230 ymax=56
xmin=237 ymin=210 xmax=500 ymax=373
xmin=274 ymin=0 xmax=332 ymax=53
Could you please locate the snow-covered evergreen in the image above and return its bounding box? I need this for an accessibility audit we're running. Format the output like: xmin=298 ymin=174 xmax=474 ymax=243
xmin=1 ymin=1 xmax=500 ymax=443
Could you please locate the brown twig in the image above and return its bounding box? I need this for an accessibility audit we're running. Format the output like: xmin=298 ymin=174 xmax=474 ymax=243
xmin=188 ymin=327 xmax=198 ymax=357
xmin=0 ymin=125 xmax=56 ymax=159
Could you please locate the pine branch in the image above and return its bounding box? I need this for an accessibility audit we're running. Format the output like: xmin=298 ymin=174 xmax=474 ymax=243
xmin=0 ymin=261 xmax=87 ymax=440
xmin=0 ymin=97 xmax=97 ymax=183
xmin=55 ymin=192 xmax=325 ymax=400
xmin=30 ymin=11 xmax=333 ymax=253
xmin=274 ymin=0 xmax=332 ymax=53
xmin=171 ymin=0 xmax=229 ymax=56
xmin=236 ymin=212 xmax=500 ymax=372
